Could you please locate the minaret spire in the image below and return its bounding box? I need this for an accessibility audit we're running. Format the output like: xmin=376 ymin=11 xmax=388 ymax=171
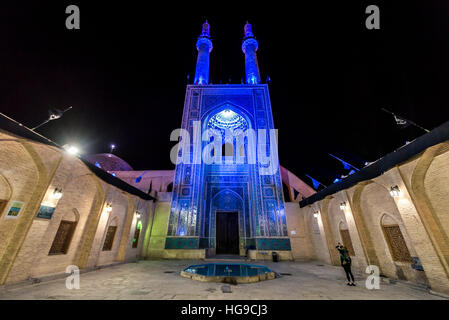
xmin=242 ymin=21 xmax=261 ymax=85
xmin=193 ymin=20 xmax=213 ymax=85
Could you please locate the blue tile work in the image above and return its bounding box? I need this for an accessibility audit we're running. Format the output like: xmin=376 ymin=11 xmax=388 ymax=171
xmin=166 ymin=86 xmax=289 ymax=252
xmin=165 ymin=237 xmax=199 ymax=249
xmin=194 ymin=21 xmax=212 ymax=85
xmin=166 ymin=22 xmax=290 ymax=254
xmin=256 ymin=238 xmax=291 ymax=251
xmin=242 ymin=22 xmax=261 ymax=84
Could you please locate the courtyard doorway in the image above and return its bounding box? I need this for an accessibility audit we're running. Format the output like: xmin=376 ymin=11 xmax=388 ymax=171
xmin=216 ymin=211 xmax=239 ymax=254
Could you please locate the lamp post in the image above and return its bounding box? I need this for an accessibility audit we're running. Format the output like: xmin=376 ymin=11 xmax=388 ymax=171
xmin=32 ymin=107 xmax=73 ymax=131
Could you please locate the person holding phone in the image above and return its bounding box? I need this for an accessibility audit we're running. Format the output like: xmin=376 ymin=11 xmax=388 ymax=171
xmin=336 ymin=242 xmax=355 ymax=286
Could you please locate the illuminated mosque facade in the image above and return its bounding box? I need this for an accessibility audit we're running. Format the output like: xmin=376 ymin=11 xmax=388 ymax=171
xmin=166 ymin=21 xmax=290 ymax=255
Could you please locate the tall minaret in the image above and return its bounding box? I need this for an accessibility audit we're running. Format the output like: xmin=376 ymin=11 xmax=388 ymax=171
xmin=193 ymin=21 xmax=213 ymax=85
xmin=242 ymin=21 xmax=261 ymax=85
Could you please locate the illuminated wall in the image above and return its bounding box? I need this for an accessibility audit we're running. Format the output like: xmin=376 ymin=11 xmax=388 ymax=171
xmin=166 ymin=84 xmax=290 ymax=253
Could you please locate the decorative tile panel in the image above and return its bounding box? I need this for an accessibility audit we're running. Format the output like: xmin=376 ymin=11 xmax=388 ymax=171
xmin=256 ymin=238 xmax=291 ymax=250
xmin=165 ymin=237 xmax=199 ymax=249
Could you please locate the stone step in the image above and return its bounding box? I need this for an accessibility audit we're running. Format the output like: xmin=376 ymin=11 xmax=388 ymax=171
xmin=204 ymin=254 xmax=248 ymax=262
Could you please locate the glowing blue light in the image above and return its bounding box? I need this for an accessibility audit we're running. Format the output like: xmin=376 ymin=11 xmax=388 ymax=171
xmin=333 ymin=178 xmax=341 ymax=183
xmin=136 ymin=176 xmax=142 ymax=183
xmin=207 ymin=109 xmax=248 ymax=131
xmin=218 ymin=109 xmax=235 ymax=120
xmin=111 ymin=173 xmax=116 ymax=177
xmin=247 ymin=75 xmax=257 ymax=84
xmin=95 ymin=161 xmax=101 ymax=168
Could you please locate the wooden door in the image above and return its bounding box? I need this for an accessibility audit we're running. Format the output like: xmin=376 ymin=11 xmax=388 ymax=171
xmin=216 ymin=211 xmax=239 ymax=254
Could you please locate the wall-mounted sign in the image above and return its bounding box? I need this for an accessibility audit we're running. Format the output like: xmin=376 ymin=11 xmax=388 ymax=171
xmin=36 ymin=205 xmax=56 ymax=220
xmin=5 ymin=201 xmax=24 ymax=218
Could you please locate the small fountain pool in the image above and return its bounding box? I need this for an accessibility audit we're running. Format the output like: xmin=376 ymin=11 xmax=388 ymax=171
xmin=181 ymin=263 xmax=276 ymax=283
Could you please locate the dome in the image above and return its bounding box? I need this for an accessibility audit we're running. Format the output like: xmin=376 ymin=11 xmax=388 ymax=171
xmin=84 ymin=153 xmax=133 ymax=171
xmin=208 ymin=109 xmax=248 ymax=131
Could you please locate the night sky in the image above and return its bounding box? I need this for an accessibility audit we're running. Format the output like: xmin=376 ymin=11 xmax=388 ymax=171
xmin=1 ymin=1 xmax=448 ymax=189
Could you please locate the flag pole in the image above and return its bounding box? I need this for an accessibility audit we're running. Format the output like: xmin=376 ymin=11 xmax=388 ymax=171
xmin=305 ymin=174 xmax=327 ymax=188
xmin=381 ymin=108 xmax=430 ymax=133
xmin=329 ymin=154 xmax=360 ymax=171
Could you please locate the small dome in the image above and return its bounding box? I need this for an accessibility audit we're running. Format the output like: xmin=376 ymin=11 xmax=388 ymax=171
xmin=84 ymin=153 xmax=133 ymax=171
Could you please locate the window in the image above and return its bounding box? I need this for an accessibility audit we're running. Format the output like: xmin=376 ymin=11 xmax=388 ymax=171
xmin=132 ymin=221 xmax=142 ymax=249
xmin=340 ymin=229 xmax=355 ymax=256
xmin=102 ymin=225 xmax=117 ymax=251
xmin=382 ymin=224 xmax=412 ymax=262
xmin=49 ymin=220 xmax=77 ymax=255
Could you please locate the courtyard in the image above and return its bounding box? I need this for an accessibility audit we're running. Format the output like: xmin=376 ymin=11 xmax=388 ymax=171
xmin=0 ymin=260 xmax=444 ymax=300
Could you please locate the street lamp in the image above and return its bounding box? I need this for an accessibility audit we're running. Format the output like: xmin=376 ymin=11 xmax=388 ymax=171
xmin=63 ymin=144 xmax=80 ymax=155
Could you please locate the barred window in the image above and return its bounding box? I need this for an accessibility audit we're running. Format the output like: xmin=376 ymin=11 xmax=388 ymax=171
xmin=49 ymin=220 xmax=77 ymax=255
xmin=132 ymin=225 xmax=141 ymax=249
xmin=382 ymin=224 xmax=412 ymax=262
xmin=102 ymin=226 xmax=117 ymax=251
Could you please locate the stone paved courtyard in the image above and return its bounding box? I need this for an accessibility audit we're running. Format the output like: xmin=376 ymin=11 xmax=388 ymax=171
xmin=0 ymin=260 xmax=445 ymax=300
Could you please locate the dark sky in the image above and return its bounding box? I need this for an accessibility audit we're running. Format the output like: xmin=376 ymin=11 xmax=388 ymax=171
xmin=1 ymin=1 xmax=448 ymax=189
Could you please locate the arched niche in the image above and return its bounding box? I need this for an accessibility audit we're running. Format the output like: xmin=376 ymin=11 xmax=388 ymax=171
xmin=102 ymin=216 xmax=119 ymax=252
xmin=202 ymin=106 xmax=252 ymax=164
xmin=380 ymin=213 xmax=412 ymax=263
xmin=338 ymin=220 xmax=355 ymax=256
xmin=48 ymin=209 xmax=80 ymax=256
xmin=420 ymin=142 xmax=449 ymax=243
xmin=166 ymin=182 xmax=173 ymax=192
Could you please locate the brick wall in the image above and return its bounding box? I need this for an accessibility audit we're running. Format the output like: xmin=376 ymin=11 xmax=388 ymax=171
xmin=296 ymin=142 xmax=449 ymax=295
xmin=0 ymin=130 xmax=153 ymax=284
